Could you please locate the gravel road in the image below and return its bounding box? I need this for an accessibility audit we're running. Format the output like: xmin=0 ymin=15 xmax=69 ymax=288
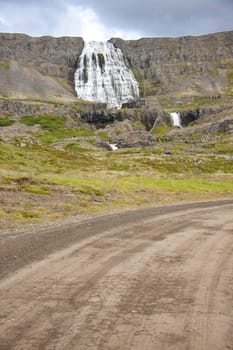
xmin=0 ymin=200 xmax=233 ymax=349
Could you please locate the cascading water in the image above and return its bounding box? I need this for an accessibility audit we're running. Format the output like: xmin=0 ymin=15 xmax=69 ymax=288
xmin=74 ymin=41 xmax=139 ymax=108
xmin=170 ymin=112 xmax=182 ymax=127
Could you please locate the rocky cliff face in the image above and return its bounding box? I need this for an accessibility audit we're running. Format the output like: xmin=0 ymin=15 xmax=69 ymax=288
xmin=110 ymin=31 xmax=233 ymax=97
xmin=0 ymin=33 xmax=84 ymax=99
xmin=0 ymin=33 xmax=84 ymax=78
xmin=0 ymin=31 xmax=233 ymax=101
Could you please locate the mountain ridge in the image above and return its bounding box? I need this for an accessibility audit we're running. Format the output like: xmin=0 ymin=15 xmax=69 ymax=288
xmin=0 ymin=30 xmax=233 ymax=100
xmin=110 ymin=30 xmax=233 ymax=98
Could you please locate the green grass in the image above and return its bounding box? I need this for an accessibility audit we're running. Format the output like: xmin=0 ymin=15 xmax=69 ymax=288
xmin=0 ymin=118 xmax=15 ymax=127
xmin=21 ymin=184 xmax=51 ymax=195
xmin=80 ymin=186 xmax=104 ymax=196
xmin=20 ymin=211 xmax=41 ymax=219
xmin=20 ymin=114 xmax=95 ymax=144
xmin=44 ymin=169 xmax=233 ymax=195
xmin=228 ymin=71 xmax=233 ymax=81
xmin=0 ymin=139 xmax=232 ymax=179
xmin=0 ymin=118 xmax=232 ymax=228
xmin=227 ymin=72 xmax=233 ymax=92
xmin=152 ymin=125 xmax=171 ymax=135
xmin=117 ymin=176 xmax=233 ymax=193
xmin=0 ymin=210 xmax=6 ymax=218
xmin=159 ymin=95 xmax=229 ymax=112
xmin=97 ymin=130 xmax=110 ymax=140
xmin=0 ymin=61 xmax=11 ymax=70
xmin=20 ymin=114 xmax=66 ymax=129
xmin=65 ymin=143 xmax=94 ymax=154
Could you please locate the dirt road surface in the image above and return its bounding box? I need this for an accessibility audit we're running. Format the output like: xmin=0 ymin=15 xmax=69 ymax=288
xmin=0 ymin=200 xmax=233 ymax=350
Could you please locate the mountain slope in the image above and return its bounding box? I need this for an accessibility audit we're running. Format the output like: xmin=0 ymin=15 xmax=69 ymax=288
xmin=0 ymin=60 xmax=77 ymax=100
xmin=0 ymin=31 xmax=233 ymax=100
xmin=0 ymin=33 xmax=84 ymax=100
xmin=111 ymin=31 xmax=233 ymax=97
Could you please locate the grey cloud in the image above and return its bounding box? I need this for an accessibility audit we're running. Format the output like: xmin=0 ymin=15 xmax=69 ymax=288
xmin=0 ymin=0 xmax=232 ymax=38
xmin=76 ymin=0 xmax=233 ymax=36
xmin=0 ymin=0 xmax=66 ymax=35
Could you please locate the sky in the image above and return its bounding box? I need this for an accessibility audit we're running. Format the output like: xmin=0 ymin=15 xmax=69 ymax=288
xmin=0 ymin=0 xmax=232 ymax=40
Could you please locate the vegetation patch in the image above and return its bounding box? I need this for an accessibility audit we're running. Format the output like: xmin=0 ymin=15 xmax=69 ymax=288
xmin=20 ymin=114 xmax=66 ymax=129
xmin=159 ymin=95 xmax=229 ymax=112
xmin=20 ymin=211 xmax=41 ymax=219
xmin=227 ymin=71 xmax=233 ymax=82
xmin=0 ymin=61 xmax=11 ymax=70
xmin=97 ymin=130 xmax=110 ymax=140
xmin=21 ymin=184 xmax=51 ymax=195
xmin=152 ymin=125 xmax=171 ymax=135
xmin=0 ymin=118 xmax=15 ymax=127
xmin=0 ymin=109 xmax=233 ymax=230
xmin=0 ymin=210 xmax=6 ymax=218
xmin=20 ymin=114 xmax=95 ymax=144
xmin=80 ymin=185 xmax=104 ymax=197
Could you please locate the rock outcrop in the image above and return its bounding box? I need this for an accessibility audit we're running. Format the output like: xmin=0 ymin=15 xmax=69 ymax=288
xmin=0 ymin=34 xmax=84 ymax=78
xmin=1 ymin=31 xmax=233 ymax=101
xmin=0 ymin=33 xmax=84 ymax=99
xmin=104 ymin=119 xmax=156 ymax=148
xmin=80 ymin=104 xmax=168 ymax=131
xmin=0 ymin=99 xmax=105 ymax=119
xmin=110 ymin=31 xmax=233 ymax=97
xmin=179 ymin=103 xmax=233 ymax=126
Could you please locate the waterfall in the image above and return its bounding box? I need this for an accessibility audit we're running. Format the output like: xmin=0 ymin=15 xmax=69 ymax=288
xmin=74 ymin=41 xmax=139 ymax=108
xmin=109 ymin=144 xmax=118 ymax=151
xmin=170 ymin=112 xmax=182 ymax=127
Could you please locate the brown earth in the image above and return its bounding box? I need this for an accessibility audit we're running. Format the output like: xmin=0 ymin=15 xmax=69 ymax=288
xmin=0 ymin=199 xmax=233 ymax=349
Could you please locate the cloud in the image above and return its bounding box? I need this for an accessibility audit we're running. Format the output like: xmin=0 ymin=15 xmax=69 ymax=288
xmin=53 ymin=5 xmax=141 ymax=40
xmin=0 ymin=1 xmax=142 ymax=39
xmin=0 ymin=15 xmax=9 ymax=28
xmin=0 ymin=2 xmax=57 ymax=35
xmin=48 ymin=5 xmax=105 ymax=40
xmin=0 ymin=0 xmax=232 ymax=39
xmin=80 ymin=0 xmax=233 ymax=37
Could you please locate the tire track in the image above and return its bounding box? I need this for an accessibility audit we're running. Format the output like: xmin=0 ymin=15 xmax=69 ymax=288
xmin=0 ymin=202 xmax=232 ymax=349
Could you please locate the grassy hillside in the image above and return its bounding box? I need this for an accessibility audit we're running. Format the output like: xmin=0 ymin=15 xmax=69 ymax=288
xmin=0 ymin=107 xmax=232 ymax=230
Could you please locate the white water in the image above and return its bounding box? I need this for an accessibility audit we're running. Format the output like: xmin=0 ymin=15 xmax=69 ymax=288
xmin=109 ymin=144 xmax=118 ymax=151
xmin=170 ymin=112 xmax=182 ymax=127
xmin=74 ymin=41 xmax=139 ymax=108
